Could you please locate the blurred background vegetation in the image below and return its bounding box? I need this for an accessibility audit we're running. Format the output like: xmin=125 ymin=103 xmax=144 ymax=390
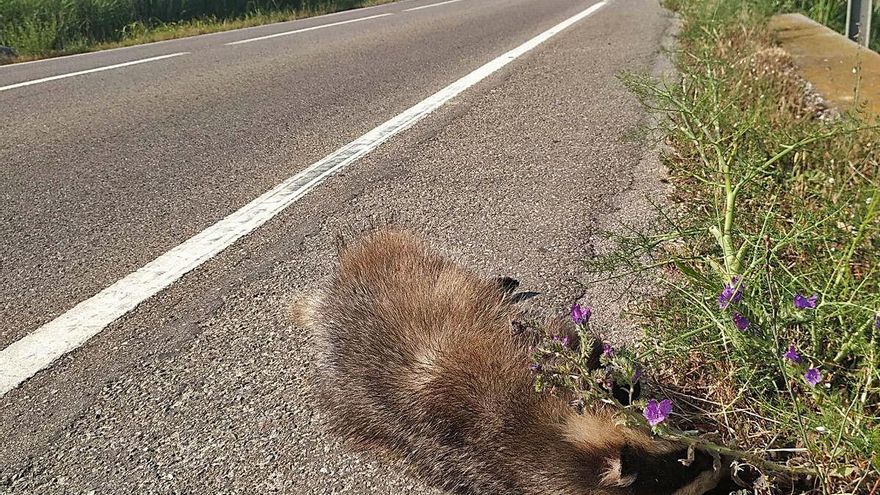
xmin=0 ymin=0 xmax=387 ymax=59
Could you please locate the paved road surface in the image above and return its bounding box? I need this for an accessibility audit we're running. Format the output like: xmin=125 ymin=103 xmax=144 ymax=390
xmin=0 ymin=0 xmax=673 ymax=492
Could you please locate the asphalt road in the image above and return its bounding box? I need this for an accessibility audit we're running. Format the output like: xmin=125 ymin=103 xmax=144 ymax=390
xmin=0 ymin=0 xmax=675 ymax=492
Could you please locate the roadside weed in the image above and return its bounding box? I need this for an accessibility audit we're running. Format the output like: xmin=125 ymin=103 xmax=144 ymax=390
xmin=554 ymin=0 xmax=879 ymax=492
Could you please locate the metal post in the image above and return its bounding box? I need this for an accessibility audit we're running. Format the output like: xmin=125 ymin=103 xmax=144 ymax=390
xmin=846 ymin=0 xmax=873 ymax=47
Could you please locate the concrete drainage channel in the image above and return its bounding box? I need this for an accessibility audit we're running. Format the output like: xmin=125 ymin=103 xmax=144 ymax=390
xmin=770 ymin=12 xmax=880 ymax=117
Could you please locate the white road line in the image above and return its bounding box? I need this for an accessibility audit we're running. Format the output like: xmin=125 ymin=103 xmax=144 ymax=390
xmin=404 ymin=0 xmax=464 ymax=12
xmin=0 ymin=52 xmax=189 ymax=92
xmin=0 ymin=0 xmax=609 ymax=396
xmin=225 ymin=13 xmax=393 ymax=45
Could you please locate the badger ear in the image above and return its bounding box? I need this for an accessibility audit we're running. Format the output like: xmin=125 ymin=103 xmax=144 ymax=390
xmin=494 ymin=276 xmax=520 ymax=294
xmin=494 ymin=276 xmax=541 ymax=304
xmin=599 ymin=444 xmax=639 ymax=488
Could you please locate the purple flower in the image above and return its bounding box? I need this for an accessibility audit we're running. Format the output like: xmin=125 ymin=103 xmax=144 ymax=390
xmin=528 ymin=363 xmax=542 ymax=372
xmin=875 ymin=314 xmax=879 ymax=330
xmin=570 ymin=303 xmax=592 ymax=324
xmin=783 ymin=343 xmax=802 ymax=364
xmin=643 ymin=399 xmax=673 ymax=426
xmin=718 ymin=277 xmax=744 ymax=310
xmin=804 ymin=368 xmax=822 ymax=387
xmin=602 ymin=343 xmax=615 ymax=357
xmin=794 ymin=293 xmax=819 ymax=310
xmin=732 ymin=312 xmax=750 ymax=331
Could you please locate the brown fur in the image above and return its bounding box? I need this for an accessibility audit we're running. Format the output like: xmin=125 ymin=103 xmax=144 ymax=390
xmin=296 ymin=229 xmax=726 ymax=495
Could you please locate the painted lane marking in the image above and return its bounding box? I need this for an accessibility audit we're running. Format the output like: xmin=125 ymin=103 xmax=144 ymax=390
xmin=0 ymin=0 xmax=609 ymax=396
xmin=0 ymin=52 xmax=189 ymax=92
xmin=225 ymin=13 xmax=393 ymax=45
xmin=404 ymin=0 xmax=464 ymax=11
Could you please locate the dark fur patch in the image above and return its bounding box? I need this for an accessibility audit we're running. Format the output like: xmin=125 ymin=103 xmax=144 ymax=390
xmin=622 ymin=444 xmax=715 ymax=494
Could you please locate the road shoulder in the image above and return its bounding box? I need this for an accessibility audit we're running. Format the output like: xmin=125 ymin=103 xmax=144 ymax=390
xmin=0 ymin=1 xmax=674 ymax=492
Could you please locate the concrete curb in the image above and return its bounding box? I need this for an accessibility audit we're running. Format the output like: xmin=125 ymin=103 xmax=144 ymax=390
xmin=770 ymin=13 xmax=880 ymax=117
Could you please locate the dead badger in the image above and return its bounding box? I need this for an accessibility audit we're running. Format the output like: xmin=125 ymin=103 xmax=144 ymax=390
xmin=294 ymin=230 xmax=728 ymax=495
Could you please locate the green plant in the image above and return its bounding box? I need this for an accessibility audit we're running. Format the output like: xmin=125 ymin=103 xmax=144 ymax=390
xmin=557 ymin=0 xmax=879 ymax=493
xmin=3 ymin=16 xmax=63 ymax=55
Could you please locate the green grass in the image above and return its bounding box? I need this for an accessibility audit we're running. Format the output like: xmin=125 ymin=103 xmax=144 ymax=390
xmin=0 ymin=0 xmax=396 ymax=62
xmin=531 ymin=0 xmax=878 ymax=493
